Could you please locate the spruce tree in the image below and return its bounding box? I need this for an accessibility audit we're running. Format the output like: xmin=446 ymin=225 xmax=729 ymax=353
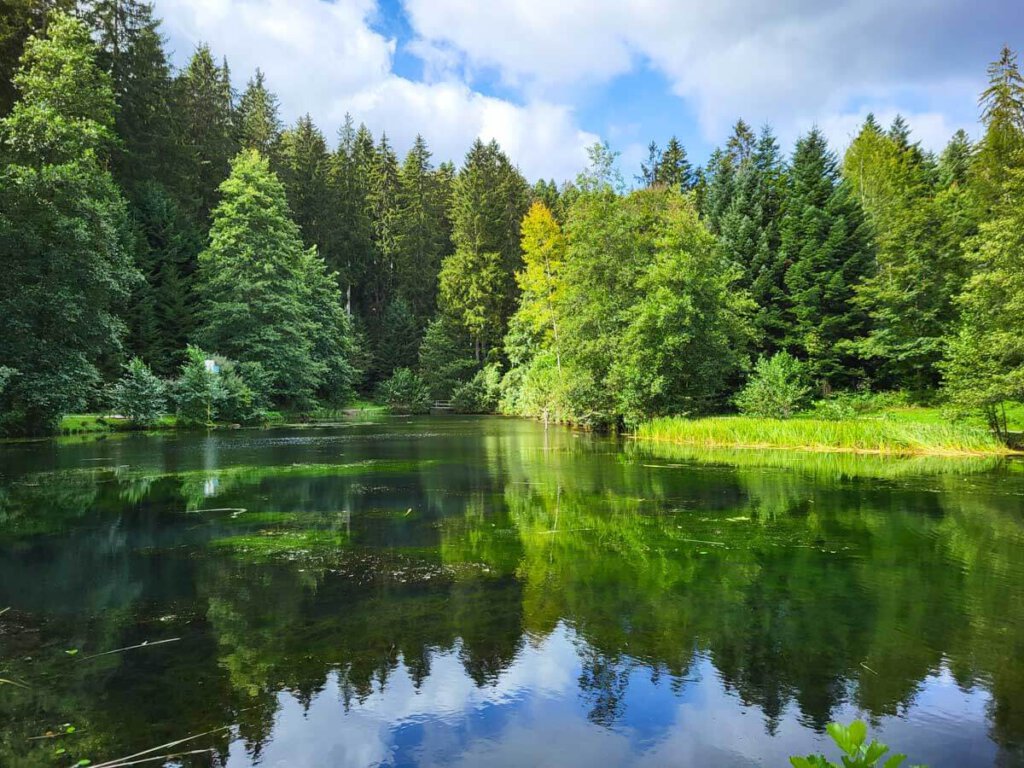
xmin=654 ymin=136 xmax=694 ymax=191
xmin=195 ymin=150 xmax=323 ymax=407
xmin=972 ymin=46 xmax=1024 ymax=208
xmin=237 ymin=68 xmax=281 ymax=158
xmin=844 ymin=116 xmax=964 ymax=389
xmin=365 ymin=132 xmax=402 ymax=324
xmin=0 ymin=11 xmax=138 ymax=433
xmin=279 ymin=114 xmax=335 ymax=269
xmin=438 ymin=139 xmax=529 ymax=358
xmin=396 ymin=134 xmax=450 ymax=325
xmin=719 ymin=126 xmax=787 ymax=353
xmin=329 ymin=115 xmax=374 ymax=311
xmin=174 ymin=44 xmax=237 ymax=222
xmin=781 ymin=128 xmax=873 ymax=392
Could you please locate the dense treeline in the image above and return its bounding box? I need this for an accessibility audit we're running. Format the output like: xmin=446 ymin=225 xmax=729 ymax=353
xmin=1 ymin=2 xmax=1022 ymax=439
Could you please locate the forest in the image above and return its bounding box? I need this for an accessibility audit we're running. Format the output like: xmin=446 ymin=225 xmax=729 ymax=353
xmin=2 ymin=1 xmax=1023 ymax=444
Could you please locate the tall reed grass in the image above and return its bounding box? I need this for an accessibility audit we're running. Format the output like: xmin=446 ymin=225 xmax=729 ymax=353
xmin=634 ymin=415 xmax=1008 ymax=456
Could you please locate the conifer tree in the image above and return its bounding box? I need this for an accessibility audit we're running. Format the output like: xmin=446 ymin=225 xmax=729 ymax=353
xmin=365 ymin=132 xmax=402 ymax=324
xmin=237 ymin=68 xmax=281 ymax=158
xmin=654 ymin=136 xmax=694 ymax=191
xmin=175 ymin=44 xmax=237 ymax=221
xmin=329 ymin=115 xmax=374 ymax=311
xmin=195 ymin=150 xmax=325 ymax=407
xmin=396 ymin=134 xmax=450 ymax=325
xmin=719 ymin=126 xmax=787 ymax=354
xmin=279 ymin=114 xmax=335 ymax=270
xmin=438 ymin=139 xmax=529 ymax=358
xmin=972 ymin=46 xmax=1024 ymax=208
xmin=638 ymin=140 xmax=660 ymax=187
xmin=781 ymin=129 xmax=873 ymax=392
xmin=0 ymin=11 xmax=137 ymax=433
xmin=844 ymin=115 xmax=964 ymax=389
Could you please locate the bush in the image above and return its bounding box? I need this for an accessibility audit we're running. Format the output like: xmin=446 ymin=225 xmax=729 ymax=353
xmin=735 ymin=352 xmax=809 ymax=419
xmin=217 ymin=360 xmax=270 ymax=424
xmin=175 ymin=346 xmax=225 ymax=427
xmin=377 ymin=368 xmax=431 ymax=414
xmin=451 ymin=364 xmax=502 ymax=413
xmin=108 ymin=358 xmax=167 ymax=427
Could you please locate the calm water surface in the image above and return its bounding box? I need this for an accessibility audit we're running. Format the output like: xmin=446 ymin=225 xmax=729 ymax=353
xmin=1 ymin=417 xmax=1023 ymax=767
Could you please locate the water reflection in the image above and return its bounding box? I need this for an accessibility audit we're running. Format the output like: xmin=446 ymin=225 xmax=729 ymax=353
xmin=0 ymin=418 xmax=1022 ymax=767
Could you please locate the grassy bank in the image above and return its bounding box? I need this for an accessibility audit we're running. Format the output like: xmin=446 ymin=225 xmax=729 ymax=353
xmin=59 ymin=413 xmax=178 ymax=434
xmin=634 ymin=414 xmax=1010 ymax=456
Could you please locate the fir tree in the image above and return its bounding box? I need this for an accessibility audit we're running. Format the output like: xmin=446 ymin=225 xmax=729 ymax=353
xmin=237 ymin=68 xmax=281 ymax=158
xmin=972 ymin=45 xmax=1024 ymax=207
xmin=329 ymin=115 xmax=373 ymax=311
xmin=195 ymin=150 xmax=323 ymax=408
xmin=781 ymin=128 xmax=873 ymax=392
xmin=654 ymin=136 xmax=694 ymax=191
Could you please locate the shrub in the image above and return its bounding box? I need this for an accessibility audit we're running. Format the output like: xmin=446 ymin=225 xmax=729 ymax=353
xmin=377 ymin=368 xmax=431 ymax=414
xmin=175 ymin=346 xmax=225 ymax=427
xmin=451 ymin=364 xmax=502 ymax=413
xmin=108 ymin=358 xmax=167 ymax=427
xmin=735 ymin=352 xmax=809 ymax=419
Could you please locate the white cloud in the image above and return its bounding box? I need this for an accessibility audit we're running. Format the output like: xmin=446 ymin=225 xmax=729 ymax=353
xmin=402 ymin=0 xmax=1002 ymax=149
xmin=155 ymin=0 xmax=597 ymax=181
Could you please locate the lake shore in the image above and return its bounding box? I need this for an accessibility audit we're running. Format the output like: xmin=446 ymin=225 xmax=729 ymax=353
xmin=634 ymin=415 xmax=1015 ymax=457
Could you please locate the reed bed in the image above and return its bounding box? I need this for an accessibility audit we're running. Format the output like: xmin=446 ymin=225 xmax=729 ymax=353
xmin=634 ymin=415 xmax=1008 ymax=456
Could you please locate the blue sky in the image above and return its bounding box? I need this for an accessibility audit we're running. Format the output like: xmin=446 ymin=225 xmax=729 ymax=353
xmin=155 ymin=0 xmax=1022 ymax=182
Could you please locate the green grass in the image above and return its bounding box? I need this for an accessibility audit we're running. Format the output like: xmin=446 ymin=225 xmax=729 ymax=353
xmin=58 ymin=413 xmax=176 ymax=434
xmin=635 ymin=414 xmax=1009 ymax=456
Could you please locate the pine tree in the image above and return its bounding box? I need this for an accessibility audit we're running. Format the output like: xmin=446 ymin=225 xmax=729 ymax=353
xmin=719 ymin=126 xmax=787 ymax=353
xmin=0 ymin=11 xmax=138 ymax=433
xmin=781 ymin=128 xmax=873 ymax=392
xmin=194 ymin=150 xmax=323 ymax=408
xmin=237 ymin=68 xmax=281 ymax=158
xmin=395 ymin=134 xmax=450 ymax=325
xmin=376 ymin=296 xmax=421 ymax=377
xmin=654 ymin=136 xmax=694 ymax=191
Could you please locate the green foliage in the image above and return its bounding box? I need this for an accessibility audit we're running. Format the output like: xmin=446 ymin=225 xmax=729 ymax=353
xmin=942 ymin=164 xmax=1024 ymax=444
xmin=735 ymin=352 xmax=809 ymax=419
xmin=374 ymin=296 xmax=421 ymax=383
xmin=789 ymin=720 xmax=915 ymax=768
xmin=512 ymin=186 xmax=750 ymax=428
xmin=195 ymin=149 xmax=353 ymax=409
xmin=0 ymin=11 xmax=137 ymax=435
xmin=376 ymin=367 xmax=431 ymax=414
xmin=108 ymin=357 xmax=166 ymax=427
xmin=418 ymin=314 xmax=478 ymax=401
xmin=438 ymin=138 xmax=529 ymax=355
xmin=451 ymin=364 xmax=502 ymax=413
xmin=174 ymin=346 xmax=224 ymax=427
xmin=237 ymin=69 xmax=281 ymax=157
xmin=781 ymin=129 xmax=874 ymax=391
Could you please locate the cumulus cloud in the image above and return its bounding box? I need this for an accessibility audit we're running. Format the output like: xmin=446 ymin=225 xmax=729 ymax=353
xmin=403 ymin=0 xmax=1017 ymax=148
xmin=155 ymin=0 xmax=598 ymax=181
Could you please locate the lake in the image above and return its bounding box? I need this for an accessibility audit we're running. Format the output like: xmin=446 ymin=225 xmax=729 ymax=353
xmin=1 ymin=416 xmax=1023 ymax=767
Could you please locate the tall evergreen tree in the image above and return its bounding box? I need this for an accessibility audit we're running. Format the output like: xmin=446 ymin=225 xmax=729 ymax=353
xmin=972 ymin=46 xmax=1024 ymax=208
xmin=328 ymin=115 xmax=373 ymax=312
xmin=438 ymin=139 xmax=529 ymax=359
xmin=637 ymin=140 xmax=660 ymax=187
xmin=0 ymin=0 xmax=75 ymax=116
xmin=781 ymin=128 xmax=873 ymax=391
xmin=395 ymin=134 xmax=450 ymax=325
xmin=365 ymin=131 xmax=402 ymax=326
xmin=237 ymin=68 xmax=281 ymax=158
xmin=195 ymin=150 xmax=324 ymax=407
xmin=718 ymin=126 xmax=787 ymax=353
xmin=0 ymin=11 xmax=137 ymax=433
xmin=844 ymin=115 xmax=964 ymax=389
xmin=654 ymin=136 xmax=694 ymax=191
xmin=279 ymin=114 xmax=335 ymax=269
xmin=174 ymin=44 xmax=237 ymax=222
